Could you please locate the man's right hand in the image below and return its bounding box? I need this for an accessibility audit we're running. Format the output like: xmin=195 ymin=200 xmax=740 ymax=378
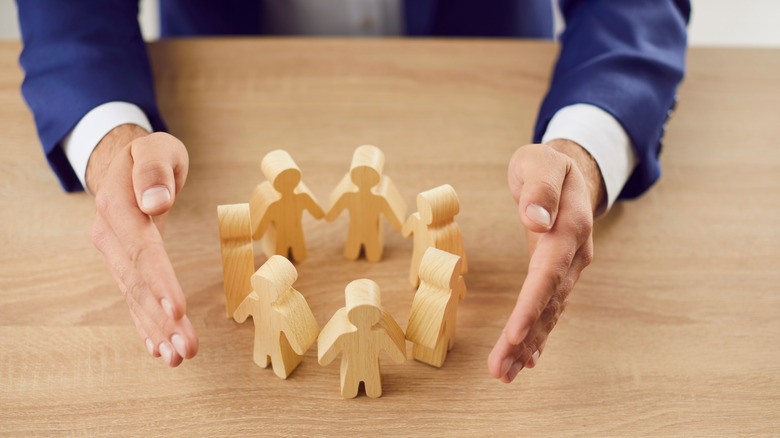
xmin=87 ymin=124 xmax=198 ymax=367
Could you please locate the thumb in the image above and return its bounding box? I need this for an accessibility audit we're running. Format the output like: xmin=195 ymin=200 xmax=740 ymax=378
xmin=509 ymin=145 xmax=569 ymax=233
xmin=130 ymin=132 xmax=189 ymax=217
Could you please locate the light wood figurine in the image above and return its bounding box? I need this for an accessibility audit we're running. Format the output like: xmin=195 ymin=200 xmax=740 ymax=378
xmin=318 ymin=279 xmax=406 ymax=398
xmin=402 ymin=184 xmax=467 ymax=287
xmin=217 ymin=203 xmax=255 ymax=318
xmin=250 ymin=149 xmax=324 ymax=262
xmin=405 ymin=247 xmax=467 ymax=368
xmin=233 ymin=255 xmax=320 ymax=379
xmin=325 ymin=145 xmax=406 ymax=262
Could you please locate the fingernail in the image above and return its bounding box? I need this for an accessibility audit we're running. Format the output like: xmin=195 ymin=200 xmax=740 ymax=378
xmin=159 ymin=342 xmax=173 ymax=365
xmin=507 ymin=361 xmax=524 ymax=381
xmin=142 ymin=186 xmax=170 ymax=211
xmin=527 ymin=350 xmax=540 ymax=368
xmin=500 ymin=356 xmax=514 ymax=377
xmin=171 ymin=334 xmax=187 ymax=357
xmin=161 ymin=298 xmax=175 ymax=319
xmin=526 ymin=203 xmax=551 ymax=228
xmin=145 ymin=338 xmax=155 ymax=356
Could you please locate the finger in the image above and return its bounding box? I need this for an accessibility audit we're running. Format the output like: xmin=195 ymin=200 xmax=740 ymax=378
xmin=504 ymin=171 xmax=593 ymax=346
xmin=524 ymin=333 xmax=549 ymax=370
xmin=487 ymin=331 xmax=523 ymax=382
xmin=92 ymin=214 xmax=193 ymax=359
xmin=170 ymin=315 xmax=199 ymax=359
xmin=127 ymin=305 xmax=160 ymax=358
xmin=508 ymin=144 xmax=569 ymax=232
xmin=96 ymin=147 xmax=187 ymax=320
xmin=503 ymin=229 xmax=577 ymax=346
xmin=525 ymin=349 xmax=541 ymax=369
xmin=94 ymin=217 xmax=193 ymax=366
xmin=516 ymin=240 xmax=592 ymax=370
xmin=130 ymin=132 xmax=189 ymax=217
xmin=159 ymin=341 xmax=183 ymax=367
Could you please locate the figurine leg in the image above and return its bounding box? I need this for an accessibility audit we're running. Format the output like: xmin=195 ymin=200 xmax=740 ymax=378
xmin=363 ymin=364 xmax=383 ymax=398
xmin=271 ymin=334 xmax=302 ymax=379
xmin=340 ymin=360 xmax=359 ymax=398
xmin=289 ymin=228 xmax=308 ymax=262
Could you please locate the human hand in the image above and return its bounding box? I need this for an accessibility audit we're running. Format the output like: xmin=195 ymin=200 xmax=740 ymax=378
xmin=488 ymin=139 xmax=605 ymax=383
xmin=87 ymin=124 xmax=198 ymax=367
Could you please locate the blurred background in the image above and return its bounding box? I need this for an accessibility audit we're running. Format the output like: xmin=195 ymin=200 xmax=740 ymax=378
xmin=2 ymin=0 xmax=779 ymax=46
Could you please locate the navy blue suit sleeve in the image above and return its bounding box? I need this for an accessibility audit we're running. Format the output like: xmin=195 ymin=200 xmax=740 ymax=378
xmin=16 ymin=0 xmax=167 ymax=192
xmin=534 ymin=0 xmax=690 ymax=199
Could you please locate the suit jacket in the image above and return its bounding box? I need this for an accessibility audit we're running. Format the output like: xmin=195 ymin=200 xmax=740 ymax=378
xmin=16 ymin=0 xmax=689 ymax=198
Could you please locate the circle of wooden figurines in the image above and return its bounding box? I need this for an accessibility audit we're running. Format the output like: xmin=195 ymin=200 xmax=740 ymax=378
xmin=217 ymin=145 xmax=467 ymax=398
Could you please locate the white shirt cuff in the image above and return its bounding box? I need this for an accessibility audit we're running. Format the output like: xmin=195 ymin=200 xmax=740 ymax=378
xmin=541 ymin=104 xmax=637 ymax=216
xmin=61 ymin=101 xmax=153 ymax=192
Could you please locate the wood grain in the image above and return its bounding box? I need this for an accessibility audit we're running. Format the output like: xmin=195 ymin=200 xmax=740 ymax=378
xmin=318 ymin=278 xmax=406 ymax=398
xmin=403 ymin=183 xmax=467 ymax=287
xmin=325 ymin=145 xmax=406 ymax=262
xmin=217 ymin=203 xmax=255 ymax=317
xmin=250 ymin=149 xmax=324 ymax=261
xmin=0 ymin=39 xmax=779 ymax=436
xmin=233 ymin=255 xmax=319 ymax=379
xmin=406 ymin=247 xmax=466 ymax=367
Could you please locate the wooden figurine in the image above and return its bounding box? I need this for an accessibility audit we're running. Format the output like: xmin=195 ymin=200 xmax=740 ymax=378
xmin=405 ymin=247 xmax=467 ymax=368
xmin=318 ymin=279 xmax=406 ymax=398
xmin=250 ymin=149 xmax=324 ymax=262
xmin=217 ymin=203 xmax=255 ymax=318
xmin=233 ymin=255 xmax=320 ymax=379
xmin=402 ymin=184 xmax=467 ymax=287
xmin=325 ymin=145 xmax=406 ymax=262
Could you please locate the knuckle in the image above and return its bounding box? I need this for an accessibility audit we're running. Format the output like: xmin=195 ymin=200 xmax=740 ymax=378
xmin=136 ymin=159 xmax=170 ymax=184
xmin=90 ymin=223 xmax=108 ymax=252
xmin=545 ymin=297 xmax=562 ymax=320
xmin=580 ymin=246 xmax=594 ymax=267
xmin=126 ymin=242 xmax=149 ymax=265
xmin=532 ymin=179 xmax=561 ymax=206
xmin=544 ymin=317 xmax=559 ymax=335
xmin=124 ymin=285 xmax=142 ymax=312
xmin=522 ymin=343 xmax=537 ymax=361
xmin=544 ymin=262 xmax=569 ymax=289
xmin=571 ymin=218 xmax=593 ymax=242
xmin=95 ymin=192 xmax=111 ymax=217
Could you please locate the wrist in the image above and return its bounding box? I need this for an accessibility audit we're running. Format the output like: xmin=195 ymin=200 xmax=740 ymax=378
xmin=546 ymin=139 xmax=606 ymax=214
xmin=85 ymin=124 xmax=150 ymax=194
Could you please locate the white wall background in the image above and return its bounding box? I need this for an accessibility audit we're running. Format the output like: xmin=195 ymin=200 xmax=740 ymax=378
xmin=1 ymin=0 xmax=780 ymax=46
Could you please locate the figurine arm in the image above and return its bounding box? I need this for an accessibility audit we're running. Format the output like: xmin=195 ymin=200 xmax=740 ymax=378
xmin=401 ymin=214 xmax=417 ymax=238
xmin=379 ymin=311 xmax=407 ymax=364
xmin=296 ymin=182 xmax=325 ymax=220
xmin=324 ymin=174 xmax=354 ymax=221
xmin=457 ymin=276 xmax=467 ymax=300
xmin=317 ymin=308 xmax=349 ymax=365
xmin=377 ymin=176 xmax=406 ymax=231
xmin=232 ymin=293 xmax=258 ymax=324
xmin=278 ymin=294 xmax=321 ymax=355
xmin=250 ymin=182 xmax=279 ymax=240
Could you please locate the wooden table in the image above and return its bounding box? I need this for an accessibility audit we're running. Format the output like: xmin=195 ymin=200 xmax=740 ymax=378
xmin=1 ymin=39 xmax=778 ymax=436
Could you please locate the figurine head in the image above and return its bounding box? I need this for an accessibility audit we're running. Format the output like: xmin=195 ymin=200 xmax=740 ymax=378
xmin=417 ymin=184 xmax=460 ymax=225
xmin=261 ymin=149 xmax=302 ymax=193
xmin=345 ymin=279 xmax=383 ymax=328
xmin=251 ymin=255 xmax=298 ymax=301
xmin=349 ymin=145 xmax=384 ymax=189
xmin=418 ymin=247 xmax=462 ymax=289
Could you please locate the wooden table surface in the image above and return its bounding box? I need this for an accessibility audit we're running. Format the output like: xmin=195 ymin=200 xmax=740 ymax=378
xmin=1 ymin=39 xmax=778 ymax=436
